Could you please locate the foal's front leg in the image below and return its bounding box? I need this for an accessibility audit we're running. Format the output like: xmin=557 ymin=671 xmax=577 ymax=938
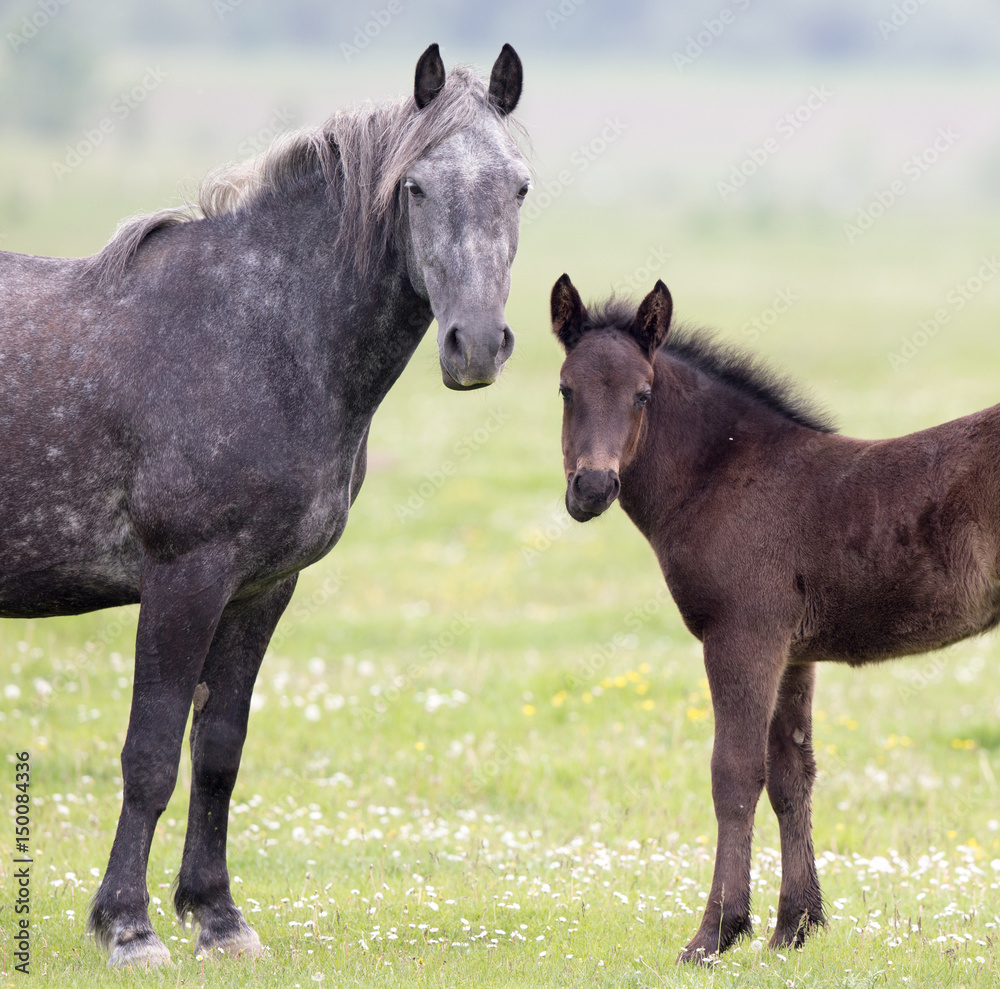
xmin=765 ymin=661 xmax=824 ymax=947
xmin=89 ymin=553 xmax=232 ymax=967
xmin=678 ymin=626 xmax=788 ymax=963
xmin=174 ymin=576 xmax=297 ymax=958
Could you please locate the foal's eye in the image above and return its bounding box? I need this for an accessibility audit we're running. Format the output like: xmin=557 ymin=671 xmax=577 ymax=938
xmin=635 ymin=390 xmax=651 ymax=409
xmin=405 ymin=179 xmax=425 ymax=199
xmin=517 ymin=182 xmax=530 ymax=203
xmin=559 ymin=385 xmax=572 ymax=403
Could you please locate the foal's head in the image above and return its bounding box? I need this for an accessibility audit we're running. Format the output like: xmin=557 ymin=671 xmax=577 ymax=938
xmin=551 ymin=275 xmax=672 ymax=521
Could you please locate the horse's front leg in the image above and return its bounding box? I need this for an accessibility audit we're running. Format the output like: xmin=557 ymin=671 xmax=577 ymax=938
xmin=678 ymin=625 xmax=788 ymax=964
xmin=89 ymin=551 xmax=233 ymax=967
xmin=766 ymin=660 xmax=824 ymax=947
xmin=174 ymin=576 xmax=297 ymax=958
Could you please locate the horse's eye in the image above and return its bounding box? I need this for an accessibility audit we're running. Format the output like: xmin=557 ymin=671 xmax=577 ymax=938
xmin=405 ymin=179 xmax=425 ymax=199
xmin=559 ymin=385 xmax=572 ymax=402
xmin=635 ymin=390 xmax=651 ymax=409
xmin=517 ymin=182 xmax=530 ymax=202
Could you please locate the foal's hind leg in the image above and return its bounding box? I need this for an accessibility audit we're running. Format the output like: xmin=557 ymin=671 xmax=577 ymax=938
xmin=678 ymin=627 xmax=788 ymax=963
xmin=89 ymin=553 xmax=231 ymax=967
xmin=174 ymin=576 xmax=297 ymax=958
xmin=765 ymin=661 xmax=824 ymax=948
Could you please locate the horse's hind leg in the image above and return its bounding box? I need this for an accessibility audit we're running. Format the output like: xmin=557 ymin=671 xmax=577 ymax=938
xmin=174 ymin=576 xmax=297 ymax=958
xmin=765 ymin=661 xmax=824 ymax=948
xmin=89 ymin=553 xmax=232 ymax=967
xmin=678 ymin=626 xmax=788 ymax=963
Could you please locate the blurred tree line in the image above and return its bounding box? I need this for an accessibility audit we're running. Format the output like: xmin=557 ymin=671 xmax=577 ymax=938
xmin=1 ymin=0 xmax=998 ymax=138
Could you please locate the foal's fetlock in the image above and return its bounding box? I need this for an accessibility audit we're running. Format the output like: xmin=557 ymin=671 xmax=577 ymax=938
xmin=678 ymin=913 xmax=753 ymax=964
xmin=770 ymin=907 xmax=824 ymax=950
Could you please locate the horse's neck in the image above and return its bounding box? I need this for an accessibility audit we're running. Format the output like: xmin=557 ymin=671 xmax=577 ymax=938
xmin=619 ymin=355 xmax=791 ymax=539
xmin=239 ymin=180 xmax=433 ymax=423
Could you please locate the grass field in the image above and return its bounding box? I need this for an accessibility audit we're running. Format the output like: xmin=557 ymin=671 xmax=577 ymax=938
xmin=3 ymin=59 xmax=1000 ymax=989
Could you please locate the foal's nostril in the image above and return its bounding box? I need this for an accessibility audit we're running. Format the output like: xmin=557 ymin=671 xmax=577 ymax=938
xmin=608 ymin=472 xmax=621 ymax=502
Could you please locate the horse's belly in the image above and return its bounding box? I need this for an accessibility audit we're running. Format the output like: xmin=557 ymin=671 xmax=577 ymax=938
xmin=0 ymin=488 xmax=141 ymax=617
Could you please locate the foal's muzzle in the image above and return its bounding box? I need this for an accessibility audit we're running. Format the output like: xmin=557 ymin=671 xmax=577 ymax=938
xmin=439 ymin=323 xmax=515 ymax=390
xmin=565 ymin=469 xmax=621 ymax=522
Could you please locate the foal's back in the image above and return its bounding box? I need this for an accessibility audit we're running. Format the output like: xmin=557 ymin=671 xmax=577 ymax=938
xmin=783 ymin=402 xmax=1000 ymax=664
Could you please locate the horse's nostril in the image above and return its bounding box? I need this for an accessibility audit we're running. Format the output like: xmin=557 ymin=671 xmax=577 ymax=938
xmin=498 ymin=326 xmax=515 ymax=363
xmin=608 ymin=472 xmax=621 ymax=501
xmin=444 ymin=325 xmax=464 ymax=358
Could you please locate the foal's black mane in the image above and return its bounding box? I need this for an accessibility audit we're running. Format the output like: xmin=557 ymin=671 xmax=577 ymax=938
xmin=585 ymin=298 xmax=837 ymax=435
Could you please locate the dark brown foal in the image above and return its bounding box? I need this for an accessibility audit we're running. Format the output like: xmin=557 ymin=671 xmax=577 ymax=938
xmin=550 ymin=273 xmax=1000 ymax=962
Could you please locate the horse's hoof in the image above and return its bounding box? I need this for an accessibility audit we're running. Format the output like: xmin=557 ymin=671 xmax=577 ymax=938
xmin=107 ymin=929 xmax=172 ymax=968
xmin=196 ymin=920 xmax=263 ymax=959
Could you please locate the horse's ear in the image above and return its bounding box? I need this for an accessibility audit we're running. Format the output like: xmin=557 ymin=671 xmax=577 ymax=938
xmin=488 ymin=43 xmax=522 ymax=116
xmin=414 ymin=43 xmax=446 ymax=110
xmin=551 ymin=274 xmax=586 ymax=352
xmin=634 ymin=280 xmax=673 ymax=357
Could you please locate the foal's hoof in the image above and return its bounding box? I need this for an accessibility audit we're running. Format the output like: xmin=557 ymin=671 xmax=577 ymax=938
xmin=196 ymin=920 xmax=264 ymax=959
xmin=107 ymin=928 xmax=172 ymax=968
xmin=676 ymin=944 xmax=719 ymax=966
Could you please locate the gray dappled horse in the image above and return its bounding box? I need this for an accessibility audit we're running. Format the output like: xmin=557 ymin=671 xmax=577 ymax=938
xmin=0 ymin=44 xmax=528 ymax=966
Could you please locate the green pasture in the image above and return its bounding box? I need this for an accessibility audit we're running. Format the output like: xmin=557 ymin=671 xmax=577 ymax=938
xmin=3 ymin=63 xmax=1000 ymax=989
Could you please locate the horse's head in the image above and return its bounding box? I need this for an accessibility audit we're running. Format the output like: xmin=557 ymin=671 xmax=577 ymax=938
xmin=552 ymin=275 xmax=673 ymax=522
xmin=402 ymin=44 xmax=528 ymax=390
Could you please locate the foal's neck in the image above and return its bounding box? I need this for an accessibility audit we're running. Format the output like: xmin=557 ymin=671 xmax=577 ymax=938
xmin=619 ymin=352 xmax=807 ymax=539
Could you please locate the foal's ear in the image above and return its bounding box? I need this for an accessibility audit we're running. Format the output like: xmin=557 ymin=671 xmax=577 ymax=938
xmin=634 ymin=280 xmax=673 ymax=357
xmin=414 ymin=43 xmax=446 ymax=110
xmin=551 ymin=274 xmax=586 ymax=352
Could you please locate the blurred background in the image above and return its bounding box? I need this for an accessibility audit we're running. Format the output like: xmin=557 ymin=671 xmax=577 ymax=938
xmin=3 ymin=5 xmax=1000 ymax=972
xmin=3 ymin=0 xmax=1000 ymax=426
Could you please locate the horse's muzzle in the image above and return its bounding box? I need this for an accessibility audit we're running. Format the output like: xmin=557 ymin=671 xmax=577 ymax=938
xmin=565 ymin=469 xmax=621 ymax=522
xmin=439 ymin=323 xmax=515 ymax=390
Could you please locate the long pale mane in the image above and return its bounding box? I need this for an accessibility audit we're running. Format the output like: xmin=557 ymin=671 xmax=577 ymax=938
xmin=86 ymin=66 xmax=523 ymax=286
